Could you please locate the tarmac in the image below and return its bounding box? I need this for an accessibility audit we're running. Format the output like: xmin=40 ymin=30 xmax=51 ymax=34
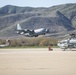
xmin=0 ymin=48 xmax=76 ymax=75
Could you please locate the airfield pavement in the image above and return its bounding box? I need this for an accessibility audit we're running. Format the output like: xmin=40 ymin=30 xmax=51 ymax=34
xmin=0 ymin=48 xmax=76 ymax=75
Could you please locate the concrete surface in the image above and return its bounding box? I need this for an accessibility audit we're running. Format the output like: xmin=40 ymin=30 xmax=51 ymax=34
xmin=0 ymin=48 xmax=76 ymax=75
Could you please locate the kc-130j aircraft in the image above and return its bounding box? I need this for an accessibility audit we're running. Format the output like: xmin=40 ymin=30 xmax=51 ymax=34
xmin=16 ymin=23 xmax=49 ymax=37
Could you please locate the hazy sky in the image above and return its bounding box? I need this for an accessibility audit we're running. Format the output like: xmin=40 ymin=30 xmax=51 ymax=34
xmin=0 ymin=0 xmax=76 ymax=7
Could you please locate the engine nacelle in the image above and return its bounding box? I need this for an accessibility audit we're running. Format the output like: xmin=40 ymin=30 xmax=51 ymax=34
xmin=20 ymin=32 xmax=24 ymax=34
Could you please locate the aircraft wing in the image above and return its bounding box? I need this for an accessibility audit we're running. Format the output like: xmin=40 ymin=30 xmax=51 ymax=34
xmin=24 ymin=30 xmax=36 ymax=37
xmin=17 ymin=23 xmax=35 ymax=35
xmin=16 ymin=24 xmax=50 ymax=37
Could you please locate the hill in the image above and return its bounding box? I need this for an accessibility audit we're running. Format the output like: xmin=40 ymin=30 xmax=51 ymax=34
xmin=0 ymin=3 xmax=76 ymax=37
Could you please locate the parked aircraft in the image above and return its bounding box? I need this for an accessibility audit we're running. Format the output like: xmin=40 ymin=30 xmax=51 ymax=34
xmin=57 ymin=33 xmax=76 ymax=51
xmin=16 ymin=23 xmax=49 ymax=37
xmin=0 ymin=40 xmax=9 ymax=48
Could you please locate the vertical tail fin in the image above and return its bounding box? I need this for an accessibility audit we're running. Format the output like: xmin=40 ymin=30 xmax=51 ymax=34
xmin=17 ymin=23 xmax=22 ymax=30
xmin=5 ymin=39 xmax=10 ymax=46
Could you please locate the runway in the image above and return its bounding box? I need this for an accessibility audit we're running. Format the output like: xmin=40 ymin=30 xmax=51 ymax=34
xmin=0 ymin=48 xmax=76 ymax=75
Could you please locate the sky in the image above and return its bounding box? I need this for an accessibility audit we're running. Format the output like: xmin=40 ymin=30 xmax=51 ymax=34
xmin=0 ymin=0 xmax=76 ymax=7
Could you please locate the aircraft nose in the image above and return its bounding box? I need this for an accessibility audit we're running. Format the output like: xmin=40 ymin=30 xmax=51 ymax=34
xmin=46 ymin=29 xmax=50 ymax=33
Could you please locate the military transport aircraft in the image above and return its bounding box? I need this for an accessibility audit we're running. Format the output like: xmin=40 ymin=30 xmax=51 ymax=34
xmin=16 ymin=23 xmax=49 ymax=37
xmin=57 ymin=33 xmax=76 ymax=51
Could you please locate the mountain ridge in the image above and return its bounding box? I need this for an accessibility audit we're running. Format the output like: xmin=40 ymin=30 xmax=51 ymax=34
xmin=0 ymin=3 xmax=76 ymax=37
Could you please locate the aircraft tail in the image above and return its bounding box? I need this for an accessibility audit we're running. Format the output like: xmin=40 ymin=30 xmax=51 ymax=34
xmin=17 ymin=23 xmax=22 ymax=30
xmin=5 ymin=39 xmax=10 ymax=46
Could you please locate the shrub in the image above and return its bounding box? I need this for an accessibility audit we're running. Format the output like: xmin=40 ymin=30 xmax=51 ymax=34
xmin=0 ymin=37 xmax=58 ymax=47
